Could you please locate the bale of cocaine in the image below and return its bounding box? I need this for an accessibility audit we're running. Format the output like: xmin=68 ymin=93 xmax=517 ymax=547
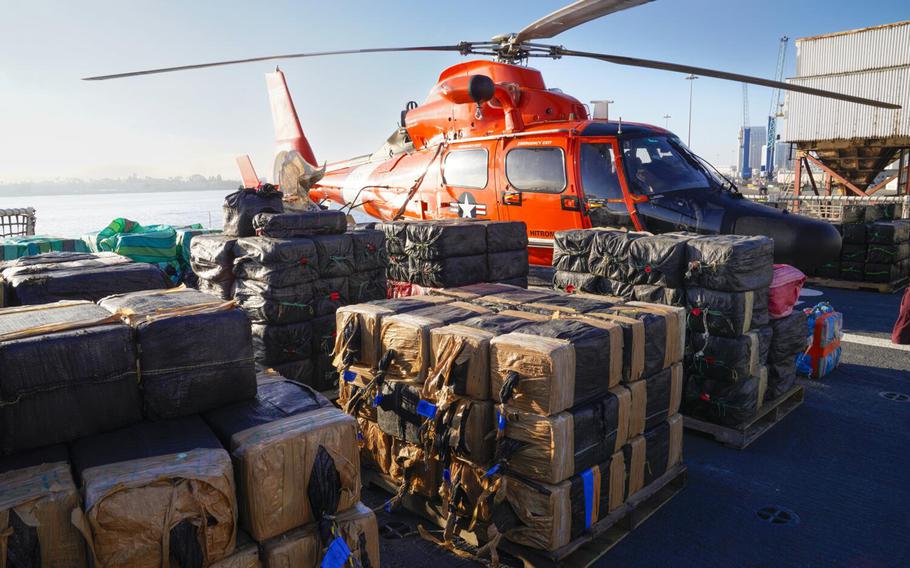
xmin=405 ymin=221 xmax=487 ymax=260
xmin=251 ymin=321 xmax=312 ymax=365
xmin=0 ymin=301 xmax=141 ymax=453
xmin=683 ymin=367 xmax=768 ymax=425
xmin=310 ymin=314 xmax=340 ymax=390
xmin=203 ymin=374 xmax=360 ymax=542
xmin=627 ymin=363 xmax=683 ymax=434
xmin=99 ymin=288 xmax=257 ymax=419
xmin=409 ymin=254 xmax=488 ymax=288
xmin=0 ymin=445 xmax=88 ymax=567
xmin=588 ymin=230 xmax=647 ymax=281
xmin=553 ymin=270 xmax=604 ymax=294
xmin=684 ymin=234 xmax=775 ymax=292
xmin=190 ymin=234 xmax=239 ymax=299
xmin=210 ymin=532 xmax=261 ymax=568
xmin=627 ymin=233 xmax=693 ymax=288
xmin=222 ymin=185 xmax=284 ymax=237
xmin=690 ymin=330 xmax=762 ymax=383
xmin=233 ymin=279 xmax=316 ymax=324
xmin=252 ymin=210 xmax=347 ymax=238
xmin=623 ymin=414 xmax=683 ymax=497
xmin=766 ymin=309 xmax=809 ymax=398
xmin=553 ymin=230 xmax=596 ymax=273
xmin=233 ymin=237 xmax=320 ymax=287
xmin=685 ymin=287 xmax=764 ymax=338
xmin=0 ymin=251 xmax=170 ymax=305
xmin=475 ymin=287 xmax=556 ymax=309
xmin=70 ymin=416 xmax=237 ymax=567
xmin=349 ymin=228 xmax=389 ymax=303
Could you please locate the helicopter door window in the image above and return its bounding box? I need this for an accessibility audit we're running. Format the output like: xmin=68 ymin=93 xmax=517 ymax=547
xmin=580 ymin=143 xmax=625 ymax=212
xmin=505 ymin=147 xmax=566 ymax=193
xmin=443 ymin=148 xmax=488 ymax=189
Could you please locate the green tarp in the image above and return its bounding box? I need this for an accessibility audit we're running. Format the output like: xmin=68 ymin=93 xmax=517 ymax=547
xmin=0 ymin=235 xmax=89 ymax=261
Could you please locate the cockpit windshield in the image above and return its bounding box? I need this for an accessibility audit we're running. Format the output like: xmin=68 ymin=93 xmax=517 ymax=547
xmin=621 ymin=135 xmax=714 ymax=194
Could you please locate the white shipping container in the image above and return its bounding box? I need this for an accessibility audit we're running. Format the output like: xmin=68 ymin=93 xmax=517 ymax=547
xmin=796 ymin=21 xmax=910 ymax=77
xmin=784 ymin=65 xmax=910 ymax=142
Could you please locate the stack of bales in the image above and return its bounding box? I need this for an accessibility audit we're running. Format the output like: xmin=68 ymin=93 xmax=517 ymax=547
xmin=378 ymin=219 xmax=529 ymax=290
xmin=818 ymin=205 xmax=910 ymax=284
xmin=333 ymin=280 xmax=686 ymax=554
xmin=0 ymin=283 xmax=378 ymax=567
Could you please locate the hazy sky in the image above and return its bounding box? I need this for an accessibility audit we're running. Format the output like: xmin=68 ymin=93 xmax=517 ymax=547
xmin=1 ymin=0 xmax=907 ymax=182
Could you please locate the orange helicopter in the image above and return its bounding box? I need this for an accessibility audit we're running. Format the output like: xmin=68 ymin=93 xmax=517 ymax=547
xmin=85 ymin=0 xmax=898 ymax=271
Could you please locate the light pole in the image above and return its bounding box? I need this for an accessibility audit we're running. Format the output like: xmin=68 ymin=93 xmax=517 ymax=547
xmin=685 ymin=74 xmax=698 ymax=146
xmin=663 ymin=114 xmax=671 ymax=129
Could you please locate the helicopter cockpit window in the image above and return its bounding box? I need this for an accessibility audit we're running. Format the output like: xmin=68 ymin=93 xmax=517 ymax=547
xmin=505 ymin=147 xmax=566 ymax=193
xmin=621 ymin=136 xmax=711 ymax=194
xmin=580 ymin=143 xmax=625 ymax=212
xmin=443 ymin=148 xmax=488 ymax=189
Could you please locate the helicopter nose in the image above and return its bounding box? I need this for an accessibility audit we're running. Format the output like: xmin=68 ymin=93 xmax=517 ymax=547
xmin=730 ymin=210 xmax=842 ymax=273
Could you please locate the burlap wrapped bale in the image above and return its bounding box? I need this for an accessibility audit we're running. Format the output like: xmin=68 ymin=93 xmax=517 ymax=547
xmin=690 ymin=330 xmax=762 ymax=383
xmin=552 ymin=230 xmax=596 ymax=273
xmin=867 ymin=242 xmax=910 ymax=264
xmin=588 ymin=230 xmax=648 ymax=281
xmin=0 ymin=301 xmax=140 ymax=453
xmin=333 ymin=296 xmax=453 ymax=370
xmin=190 ymin=234 xmax=238 ymax=284
xmin=388 ymin=443 xmax=442 ymax=500
xmin=840 ymin=243 xmax=867 ymax=262
xmin=685 ymin=234 xmax=774 ymax=292
xmin=839 ymin=261 xmax=864 ymax=281
xmin=483 ymin=221 xmax=528 ymax=253
xmin=769 ymin=310 xmax=808 ymax=363
xmin=349 ymin=228 xmax=388 ymax=272
xmin=377 ymin=221 xmax=410 ymax=256
xmin=766 ymin=358 xmax=797 ymax=400
xmin=337 ymin=367 xmax=378 ymax=420
xmin=234 ymin=278 xmax=316 ymax=324
xmin=626 ymin=363 xmax=683 ymax=435
xmin=205 ymin=396 xmax=358 ymax=542
xmin=252 ymin=210 xmax=347 ymax=238
xmin=627 ymin=233 xmax=693 ymax=288
xmin=491 ymin=319 xmax=622 ymax=415
xmin=259 ymin=502 xmax=379 ymax=568
xmin=380 ymin=302 xmax=490 ymax=381
xmin=842 ymin=223 xmax=866 ymax=245
xmin=210 ymin=532 xmax=261 ymax=568
xmin=684 ymin=368 xmax=768 ymax=426
xmin=405 ymin=221 xmax=487 ymax=260
xmin=0 ymin=446 xmax=87 ymax=568
xmin=99 ymin=288 xmax=256 ymax=419
xmin=70 ymin=417 xmax=236 ymax=567
xmin=233 ymin=237 xmax=319 ymax=286
xmin=497 ymin=387 xmax=630 ymax=484
xmin=488 ymin=249 xmax=529 ymax=282
xmin=622 ymin=414 xmax=683 ymax=498
xmin=251 ymin=321 xmax=312 ymax=365
xmin=632 ymin=284 xmax=684 ymax=306
xmin=495 ymin=451 xmax=625 ymax=551
xmin=474 ymin=287 xmax=556 ymax=309
xmin=686 ymin=287 xmax=758 ymax=338
xmin=408 ymin=254 xmax=488 ymax=288
xmin=551 ymin=270 xmax=600 ymax=294
xmin=427 ymin=324 xmax=496 ymax=400
xmin=355 ymin=416 xmax=394 ymax=474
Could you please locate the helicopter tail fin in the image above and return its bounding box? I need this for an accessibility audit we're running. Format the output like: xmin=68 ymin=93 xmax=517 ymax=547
xmin=266 ymin=69 xmax=317 ymax=166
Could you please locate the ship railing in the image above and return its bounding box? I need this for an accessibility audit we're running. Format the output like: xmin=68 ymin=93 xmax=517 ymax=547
xmin=743 ymin=194 xmax=910 ymax=222
xmin=0 ymin=207 xmax=37 ymax=237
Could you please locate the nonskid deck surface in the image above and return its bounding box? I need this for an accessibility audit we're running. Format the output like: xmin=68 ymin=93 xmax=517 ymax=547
xmin=364 ymin=284 xmax=910 ymax=567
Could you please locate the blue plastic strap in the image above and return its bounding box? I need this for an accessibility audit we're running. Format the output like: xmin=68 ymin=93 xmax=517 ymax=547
xmin=416 ymin=399 xmax=438 ymax=419
xmin=320 ymin=537 xmax=352 ymax=568
xmin=496 ymin=411 xmax=506 ymax=430
xmin=342 ymin=370 xmax=357 ymax=383
xmin=371 ymin=394 xmax=383 ymax=407
xmin=443 ymin=468 xmax=451 ymax=484
xmin=581 ymin=468 xmax=595 ymax=530
xmin=483 ymin=463 xmax=501 ymax=478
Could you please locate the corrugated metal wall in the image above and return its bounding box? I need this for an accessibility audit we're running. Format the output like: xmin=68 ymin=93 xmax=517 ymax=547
xmin=796 ymin=21 xmax=910 ymax=76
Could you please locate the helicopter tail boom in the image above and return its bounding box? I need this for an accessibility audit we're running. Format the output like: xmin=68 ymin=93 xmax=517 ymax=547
xmin=266 ymin=69 xmax=317 ymax=166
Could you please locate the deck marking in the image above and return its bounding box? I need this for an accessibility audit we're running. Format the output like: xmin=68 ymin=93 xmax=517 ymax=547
xmin=841 ymin=332 xmax=910 ymax=352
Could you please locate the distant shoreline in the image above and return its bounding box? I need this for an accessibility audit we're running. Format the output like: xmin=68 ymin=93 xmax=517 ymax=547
xmin=0 ymin=185 xmax=239 ymax=198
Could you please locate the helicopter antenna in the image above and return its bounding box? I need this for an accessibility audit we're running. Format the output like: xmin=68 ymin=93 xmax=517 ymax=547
xmin=617 ymin=116 xmax=622 ymax=135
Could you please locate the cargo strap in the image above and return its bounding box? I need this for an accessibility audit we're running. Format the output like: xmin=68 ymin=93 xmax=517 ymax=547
xmin=343 ymin=351 xmax=393 ymax=417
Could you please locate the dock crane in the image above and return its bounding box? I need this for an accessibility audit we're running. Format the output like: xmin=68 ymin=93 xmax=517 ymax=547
xmin=765 ymin=36 xmax=789 ymax=181
xmin=739 ymin=83 xmax=751 ymax=179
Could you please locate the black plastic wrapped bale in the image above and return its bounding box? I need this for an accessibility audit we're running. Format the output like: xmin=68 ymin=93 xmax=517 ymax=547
xmin=405 ymin=221 xmax=488 ymax=260
xmin=197 ymin=278 xmax=234 ymax=301
xmin=866 ymin=220 xmax=910 ymax=245
xmin=553 ymin=270 xmax=603 ymax=294
xmin=492 ymin=319 xmax=622 ymax=414
xmin=251 ymin=210 xmax=347 ymax=238
xmin=684 ymin=234 xmax=774 ymax=292
xmin=863 ymin=204 xmax=888 ymax=223
xmin=233 ymin=278 xmax=316 ymax=324
xmin=272 ymin=359 xmax=314 ymax=384
xmin=627 ymin=233 xmax=694 ymax=288
xmin=487 ymin=249 xmax=529 ymax=282
xmin=2 ymin=258 xmax=170 ymax=305
xmin=70 ymin=416 xmax=236 ymax=566
xmin=0 ymin=251 xmax=132 ymax=276
xmin=430 ymin=281 xmax=528 ymax=301
xmin=839 ymin=261 xmax=864 ymax=281
xmin=815 ymin=260 xmax=840 ymax=279
xmin=525 ymin=293 xmax=620 ymax=315
xmin=766 ymin=358 xmax=797 ymax=400
xmin=840 ymin=243 xmax=867 ymax=262
xmin=99 ymin=288 xmax=257 ymax=420
xmin=552 ymin=229 xmax=596 ymax=273
xmin=841 ymin=223 xmax=866 ymax=245
xmin=592 ymin=304 xmax=678 ymax=379
xmin=350 ymin=269 xmax=388 ymax=303
xmin=408 ymin=254 xmax=488 ymax=288
xmin=588 ymin=230 xmax=648 ymax=280
xmin=867 ymin=242 xmax=910 ymax=264
xmin=313 ymin=276 xmax=350 ymax=317
xmin=349 ymin=228 xmax=388 ymax=271
xmin=0 ymin=445 xmax=88 ymax=567
xmin=0 ymin=302 xmax=141 ymax=454
xmin=223 ymin=185 xmax=284 ymax=237
xmin=686 ymin=287 xmax=760 ymax=338
xmin=628 ymin=363 xmax=683 ymax=433
xmin=642 ymin=414 xmax=683 ymax=486
xmin=190 ymin=233 xmax=238 ymax=278
xmin=864 ymin=263 xmax=902 ymax=283
xmin=690 ymin=330 xmax=761 ymax=383
xmin=483 ymin=220 xmax=528 ymax=253
xmin=377 ymin=221 xmax=410 ymax=255
xmin=756 ymin=325 xmax=772 ymax=364
xmin=311 ymin=314 xmax=339 ymax=391
xmin=769 ymin=310 xmax=808 ymax=363
xmin=841 ymin=205 xmax=866 ymax=225
xmin=603 ymin=279 xmax=635 ymax=299
xmin=498 ymin=388 xmax=629 ymax=484
xmin=684 ymin=369 xmax=767 ymax=426
xmin=233 ymin=237 xmax=319 ymax=286
xmin=388 ymin=253 xmax=409 ymax=282
xmin=632 ymin=284 xmax=684 ymax=306
xmin=310 ymin=233 xmax=355 ymax=278
xmin=495 ymin=275 xmax=528 ymax=287
xmin=251 ymin=321 xmax=312 ymax=365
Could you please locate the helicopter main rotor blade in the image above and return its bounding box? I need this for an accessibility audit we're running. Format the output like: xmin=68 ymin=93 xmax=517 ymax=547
xmin=559 ymin=48 xmax=901 ymax=109
xmin=515 ymin=0 xmax=654 ymax=43
xmin=82 ymin=45 xmax=468 ymax=81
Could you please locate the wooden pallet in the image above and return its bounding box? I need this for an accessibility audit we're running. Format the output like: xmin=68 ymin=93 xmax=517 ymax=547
xmin=365 ymin=464 xmax=688 ymax=568
xmin=807 ymin=276 xmax=908 ymax=293
xmin=684 ymin=385 xmax=805 ymax=449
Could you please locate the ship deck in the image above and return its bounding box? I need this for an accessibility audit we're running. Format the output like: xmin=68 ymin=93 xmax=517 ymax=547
xmin=363 ymin=284 xmax=910 ymax=567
